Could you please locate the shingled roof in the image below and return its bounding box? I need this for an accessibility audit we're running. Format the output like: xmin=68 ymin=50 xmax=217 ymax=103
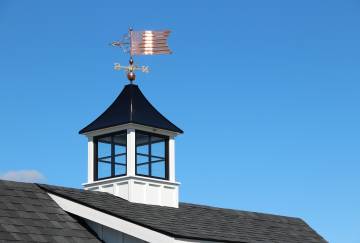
xmin=0 ymin=180 xmax=101 ymax=243
xmin=79 ymin=84 xmax=183 ymax=134
xmin=39 ymin=183 xmax=327 ymax=243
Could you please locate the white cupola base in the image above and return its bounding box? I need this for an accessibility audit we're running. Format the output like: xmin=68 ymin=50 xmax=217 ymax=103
xmin=83 ymin=176 xmax=179 ymax=208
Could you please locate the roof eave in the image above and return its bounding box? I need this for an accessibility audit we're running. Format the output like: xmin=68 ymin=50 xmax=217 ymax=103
xmin=79 ymin=122 xmax=183 ymax=137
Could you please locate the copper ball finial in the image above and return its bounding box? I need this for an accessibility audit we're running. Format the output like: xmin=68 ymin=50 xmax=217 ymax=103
xmin=127 ymin=71 xmax=136 ymax=82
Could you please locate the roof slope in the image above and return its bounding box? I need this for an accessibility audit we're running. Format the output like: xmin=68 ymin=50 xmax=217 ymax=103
xmin=79 ymin=84 xmax=183 ymax=134
xmin=0 ymin=180 xmax=101 ymax=243
xmin=40 ymin=184 xmax=327 ymax=243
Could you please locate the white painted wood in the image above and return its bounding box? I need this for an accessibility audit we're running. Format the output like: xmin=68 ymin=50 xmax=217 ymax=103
xmin=83 ymin=176 xmax=180 ymax=208
xmin=127 ymin=128 xmax=136 ymax=176
xmin=147 ymin=184 xmax=161 ymax=205
xmin=116 ymin=181 xmax=129 ymax=200
xmin=48 ymin=193 xmax=176 ymax=243
xmin=87 ymin=137 xmax=94 ymax=183
xmin=86 ymin=219 xmax=147 ymax=243
xmin=169 ymin=137 xmax=176 ymax=182
xmin=101 ymin=184 xmax=114 ymax=194
xmin=133 ymin=181 xmax=146 ymax=203
xmin=162 ymin=185 xmax=178 ymax=207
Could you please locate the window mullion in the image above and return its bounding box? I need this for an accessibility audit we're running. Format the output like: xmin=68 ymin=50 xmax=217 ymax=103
xmin=94 ymin=138 xmax=98 ymax=181
xmin=148 ymin=135 xmax=152 ymax=176
xmin=165 ymin=138 xmax=169 ymax=180
xmin=125 ymin=137 xmax=127 ymax=175
xmin=111 ymin=135 xmax=115 ymax=177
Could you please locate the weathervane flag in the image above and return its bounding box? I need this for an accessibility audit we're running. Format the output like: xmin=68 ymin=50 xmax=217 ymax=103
xmin=130 ymin=30 xmax=172 ymax=56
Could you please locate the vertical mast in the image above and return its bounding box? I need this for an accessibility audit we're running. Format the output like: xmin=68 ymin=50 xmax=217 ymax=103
xmin=129 ymin=27 xmax=133 ymax=59
xmin=128 ymin=27 xmax=135 ymax=83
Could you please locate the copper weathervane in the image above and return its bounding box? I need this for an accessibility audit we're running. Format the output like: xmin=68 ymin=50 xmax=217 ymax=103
xmin=111 ymin=28 xmax=172 ymax=83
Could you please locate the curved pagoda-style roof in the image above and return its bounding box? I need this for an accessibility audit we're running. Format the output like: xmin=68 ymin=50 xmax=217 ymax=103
xmin=79 ymin=84 xmax=183 ymax=134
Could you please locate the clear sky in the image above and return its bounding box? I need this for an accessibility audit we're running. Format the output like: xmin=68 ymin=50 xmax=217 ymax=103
xmin=0 ymin=1 xmax=359 ymax=242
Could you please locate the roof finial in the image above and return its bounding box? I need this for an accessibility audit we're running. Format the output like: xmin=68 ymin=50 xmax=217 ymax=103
xmin=111 ymin=27 xmax=172 ymax=84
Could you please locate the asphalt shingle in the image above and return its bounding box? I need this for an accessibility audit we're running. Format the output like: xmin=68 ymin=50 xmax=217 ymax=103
xmin=0 ymin=180 xmax=101 ymax=243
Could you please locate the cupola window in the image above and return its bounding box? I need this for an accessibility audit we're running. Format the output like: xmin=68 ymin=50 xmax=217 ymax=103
xmin=136 ymin=131 xmax=168 ymax=180
xmin=95 ymin=131 xmax=127 ymax=180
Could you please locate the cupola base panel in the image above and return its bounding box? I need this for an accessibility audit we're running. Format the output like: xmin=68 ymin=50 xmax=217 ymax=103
xmin=83 ymin=176 xmax=180 ymax=208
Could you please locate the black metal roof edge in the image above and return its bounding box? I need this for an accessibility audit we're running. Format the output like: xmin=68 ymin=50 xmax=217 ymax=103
xmin=36 ymin=184 xmax=245 ymax=243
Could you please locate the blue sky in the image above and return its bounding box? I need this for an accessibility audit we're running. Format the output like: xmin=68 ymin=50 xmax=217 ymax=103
xmin=0 ymin=1 xmax=359 ymax=242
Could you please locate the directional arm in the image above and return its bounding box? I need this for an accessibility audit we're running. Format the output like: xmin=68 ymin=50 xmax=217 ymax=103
xmin=113 ymin=63 xmax=149 ymax=73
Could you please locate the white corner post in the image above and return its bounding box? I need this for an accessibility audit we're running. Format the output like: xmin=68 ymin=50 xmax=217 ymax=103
xmin=127 ymin=128 xmax=136 ymax=176
xmin=168 ymin=137 xmax=176 ymax=182
xmin=87 ymin=137 xmax=94 ymax=183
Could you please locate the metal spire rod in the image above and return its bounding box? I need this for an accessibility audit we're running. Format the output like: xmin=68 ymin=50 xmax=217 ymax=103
xmin=129 ymin=27 xmax=133 ymax=58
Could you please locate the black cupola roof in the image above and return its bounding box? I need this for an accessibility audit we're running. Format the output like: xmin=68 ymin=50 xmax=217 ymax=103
xmin=79 ymin=84 xmax=183 ymax=134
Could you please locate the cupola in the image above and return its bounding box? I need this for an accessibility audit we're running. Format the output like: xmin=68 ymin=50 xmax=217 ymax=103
xmin=80 ymin=83 xmax=183 ymax=208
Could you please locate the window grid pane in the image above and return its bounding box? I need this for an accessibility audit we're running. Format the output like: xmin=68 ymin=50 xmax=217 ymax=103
xmin=136 ymin=132 xmax=168 ymax=179
xmin=96 ymin=132 xmax=127 ymax=180
xmin=98 ymin=162 xmax=111 ymax=179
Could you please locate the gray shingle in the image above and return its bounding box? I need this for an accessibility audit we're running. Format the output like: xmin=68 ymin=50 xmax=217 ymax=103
xmin=40 ymin=183 xmax=327 ymax=243
xmin=0 ymin=180 xmax=101 ymax=243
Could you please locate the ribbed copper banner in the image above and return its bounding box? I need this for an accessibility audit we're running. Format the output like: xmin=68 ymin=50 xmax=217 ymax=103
xmin=130 ymin=30 xmax=172 ymax=56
